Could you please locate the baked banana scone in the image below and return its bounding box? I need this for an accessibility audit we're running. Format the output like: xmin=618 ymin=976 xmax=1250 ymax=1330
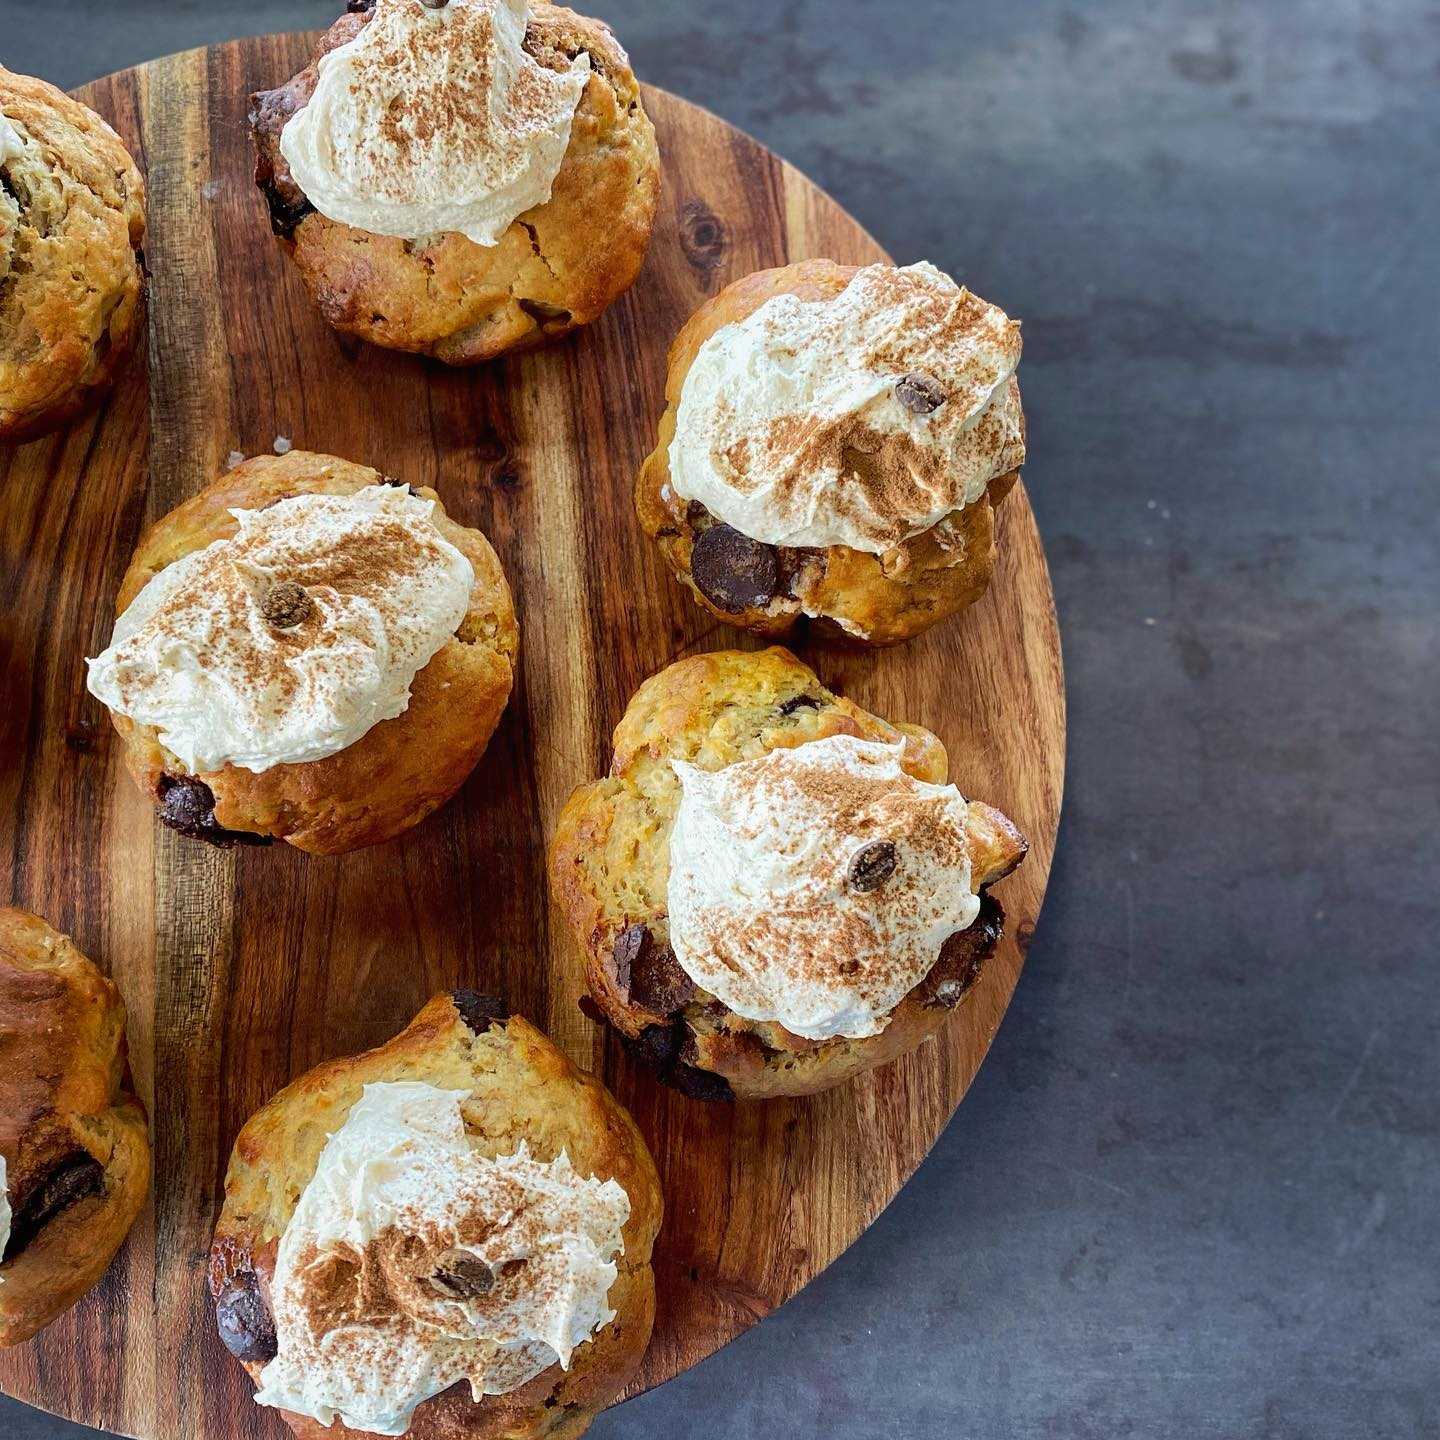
xmin=209 ymin=992 xmax=662 ymax=1440
xmin=0 ymin=65 xmax=145 ymax=443
xmin=0 ymin=909 xmax=151 ymax=1348
xmin=549 ymin=648 xmax=1029 ymax=1100
xmin=87 ymin=450 xmax=518 ymax=855
xmin=249 ymin=0 xmax=660 ymax=364
xmin=637 ymin=260 xmax=1026 ymax=646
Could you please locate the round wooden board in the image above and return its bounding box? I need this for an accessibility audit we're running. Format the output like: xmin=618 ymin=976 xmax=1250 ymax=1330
xmin=0 ymin=33 xmax=1064 ymax=1440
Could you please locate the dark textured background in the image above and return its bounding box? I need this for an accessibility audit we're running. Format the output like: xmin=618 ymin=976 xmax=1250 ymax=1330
xmin=2 ymin=1 xmax=1437 ymax=1436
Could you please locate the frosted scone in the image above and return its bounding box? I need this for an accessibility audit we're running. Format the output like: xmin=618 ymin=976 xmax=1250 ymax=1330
xmin=249 ymin=0 xmax=660 ymax=364
xmin=87 ymin=451 xmax=518 ymax=855
xmin=549 ymin=649 xmax=1029 ymax=1100
xmin=637 ymin=260 xmax=1026 ymax=646
xmin=209 ymin=992 xmax=662 ymax=1440
xmin=0 ymin=909 xmax=151 ymax=1347
xmin=0 ymin=66 xmax=145 ymax=442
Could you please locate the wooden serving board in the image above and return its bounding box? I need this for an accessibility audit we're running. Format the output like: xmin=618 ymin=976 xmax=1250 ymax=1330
xmin=0 ymin=33 xmax=1064 ymax=1440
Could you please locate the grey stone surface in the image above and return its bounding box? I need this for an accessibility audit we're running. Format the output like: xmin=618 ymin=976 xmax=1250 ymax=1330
xmin=1 ymin=1 xmax=1436 ymax=1437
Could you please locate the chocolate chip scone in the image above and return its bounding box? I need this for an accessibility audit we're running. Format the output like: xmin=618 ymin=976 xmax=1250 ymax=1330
xmin=549 ymin=648 xmax=1029 ymax=1101
xmin=209 ymin=992 xmax=662 ymax=1440
xmin=0 ymin=65 xmax=145 ymax=443
xmin=87 ymin=450 xmax=519 ymax=855
xmin=637 ymin=260 xmax=1026 ymax=646
xmin=250 ymin=0 xmax=660 ymax=364
xmin=0 ymin=909 xmax=151 ymax=1348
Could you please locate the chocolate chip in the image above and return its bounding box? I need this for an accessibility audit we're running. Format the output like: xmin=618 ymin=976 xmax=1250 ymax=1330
xmin=919 ymin=894 xmax=1004 ymax=1010
xmin=430 ymin=1251 xmax=495 ymax=1299
xmin=215 ymin=1272 xmax=278 ymax=1363
xmin=895 ymin=373 xmax=948 ymax=415
xmin=156 ymin=776 xmax=272 ymax=848
xmin=611 ymin=926 xmax=696 ymax=1016
xmin=261 ymin=182 xmax=315 ymax=241
xmin=418 ymin=0 xmax=449 ymax=7
xmin=691 ymin=525 xmax=780 ymax=614
xmin=4 ymin=1153 xmax=104 ymax=1260
xmin=778 ymin=695 xmax=821 ymax=717
xmin=623 ymin=1023 xmax=683 ymax=1071
xmin=451 ymin=990 xmax=508 ymax=1034
xmin=849 ymin=841 xmax=899 ymax=893
xmin=260 ymin=580 xmax=314 ymax=630
xmin=667 ymin=1062 xmax=734 ymax=1103
xmin=346 ymin=0 xmax=376 ymax=11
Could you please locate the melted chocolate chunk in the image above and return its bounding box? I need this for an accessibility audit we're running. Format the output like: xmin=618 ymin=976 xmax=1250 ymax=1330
xmin=621 ymin=1022 xmax=733 ymax=1103
xmin=430 ymin=1252 xmax=495 ymax=1299
xmin=611 ymin=925 xmax=696 ymax=1015
xmin=777 ymin=694 xmax=822 ymax=717
xmin=451 ymin=990 xmax=509 ymax=1034
xmin=215 ymin=1272 xmax=278 ymax=1363
xmin=5 ymin=1152 xmax=104 ymax=1260
xmin=156 ymin=777 xmax=272 ymax=849
xmin=691 ymin=525 xmax=780 ymax=614
xmin=849 ymin=841 xmax=899 ymax=893
xmin=895 ymin=373 xmax=948 ymax=415
xmin=668 ymin=1062 xmax=735 ymax=1103
xmin=918 ymin=894 xmax=1004 ymax=1010
xmin=346 ymin=0 xmax=376 ymax=12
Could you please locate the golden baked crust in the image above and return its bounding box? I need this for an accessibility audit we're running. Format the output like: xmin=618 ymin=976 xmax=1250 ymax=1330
xmin=0 ymin=66 xmax=145 ymax=443
xmin=549 ymin=648 xmax=1028 ymax=1100
xmin=209 ymin=993 xmax=662 ymax=1440
xmin=249 ymin=3 xmax=661 ymax=365
xmin=636 ymin=260 xmax=1022 ymax=647
xmin=103 ymin=450 xmax=519 ymax=855
xmin=0 ymin=909 xmax=151 ymax=1348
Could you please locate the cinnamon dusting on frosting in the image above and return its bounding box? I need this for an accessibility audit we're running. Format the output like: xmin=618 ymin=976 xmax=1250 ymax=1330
xmin=254 ymin=1082 xmax=629 ymax=1435
xmin=669 ymin=262 xmax=1025 ymax=555
xmin=279 ymin=0 xmax=590 ymax=245
xmin=666 ymin=734 xmax=982 ymax=1041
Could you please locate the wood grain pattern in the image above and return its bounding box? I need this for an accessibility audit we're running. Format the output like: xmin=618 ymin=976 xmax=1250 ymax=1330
xmin=0 ymin=34 xmax=1064 ymax=1440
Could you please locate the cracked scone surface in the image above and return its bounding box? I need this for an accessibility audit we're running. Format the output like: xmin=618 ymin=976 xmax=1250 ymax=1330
xmin=0 ymin=66 xmax=145 ymax=442
xmin=636 ymin=261 xmax=1021 ymax=647
xmin=0 ymin=908 xmax=151 ymax=1348
xmin=102 ymin=450 xmax=519 ymax=855
xmin=549 ymin=648 xmax=1029 ymax=1100
xmin=209 ymin=993 xmax=662 ymax=1440
xmin=249 ymin=3 xmax=660 ymax=365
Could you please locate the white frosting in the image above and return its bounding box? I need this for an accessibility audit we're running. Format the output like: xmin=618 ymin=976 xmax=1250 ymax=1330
xmin=0 ymin=1154 xmax=10 ymax=1276
xmin=280 ymin=0 xmax=590 ymax=245
xmin=668 ymin=261 xmax=1025 ymax=555
xmin=667 ymin=735 xmax=980 ymax=1041
xmin=255 ymin=1082 xmax=629 ymax=1436
xmin=86 ymin=487 xmax=474 ymax=775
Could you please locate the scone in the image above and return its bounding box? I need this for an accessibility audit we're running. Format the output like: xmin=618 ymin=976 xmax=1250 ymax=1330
xmin=550 ymin=648 xmax=1029 ymax=1101
xmin=637 ymin=260 xmax=1026 ymax=646
xmin=249 ymin=0 xmax=660 ymax=364
xmin=0 ymin=909 xmax=151 ymax=1348
xmin=0 ymin=65 xmax=145 ymax=442
xmin=209 ymin=991 xmax=662 ymax=1440
xmin=87 ymin=450 xmax=519 ymax=855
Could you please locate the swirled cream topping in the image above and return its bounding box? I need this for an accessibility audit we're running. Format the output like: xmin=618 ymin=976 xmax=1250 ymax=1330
xmin=255 ymin=1082 xmax=630 ymax=1436
xmin=666 ymin=735 xmax=980 ymax=1040
xmin=86 ymin=487 xmax=474 ymax=775
xmin=0 ymin=115 xmax=28 ymax=166
xmin=279 ymin=0 xmax=590 ymax=245
xmin=668 ymin=261 xmax=1025 ymax=554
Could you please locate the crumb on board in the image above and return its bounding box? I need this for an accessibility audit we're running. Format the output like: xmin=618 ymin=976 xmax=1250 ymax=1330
xmin=273 ymin=436 xmax=293 ymax=455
